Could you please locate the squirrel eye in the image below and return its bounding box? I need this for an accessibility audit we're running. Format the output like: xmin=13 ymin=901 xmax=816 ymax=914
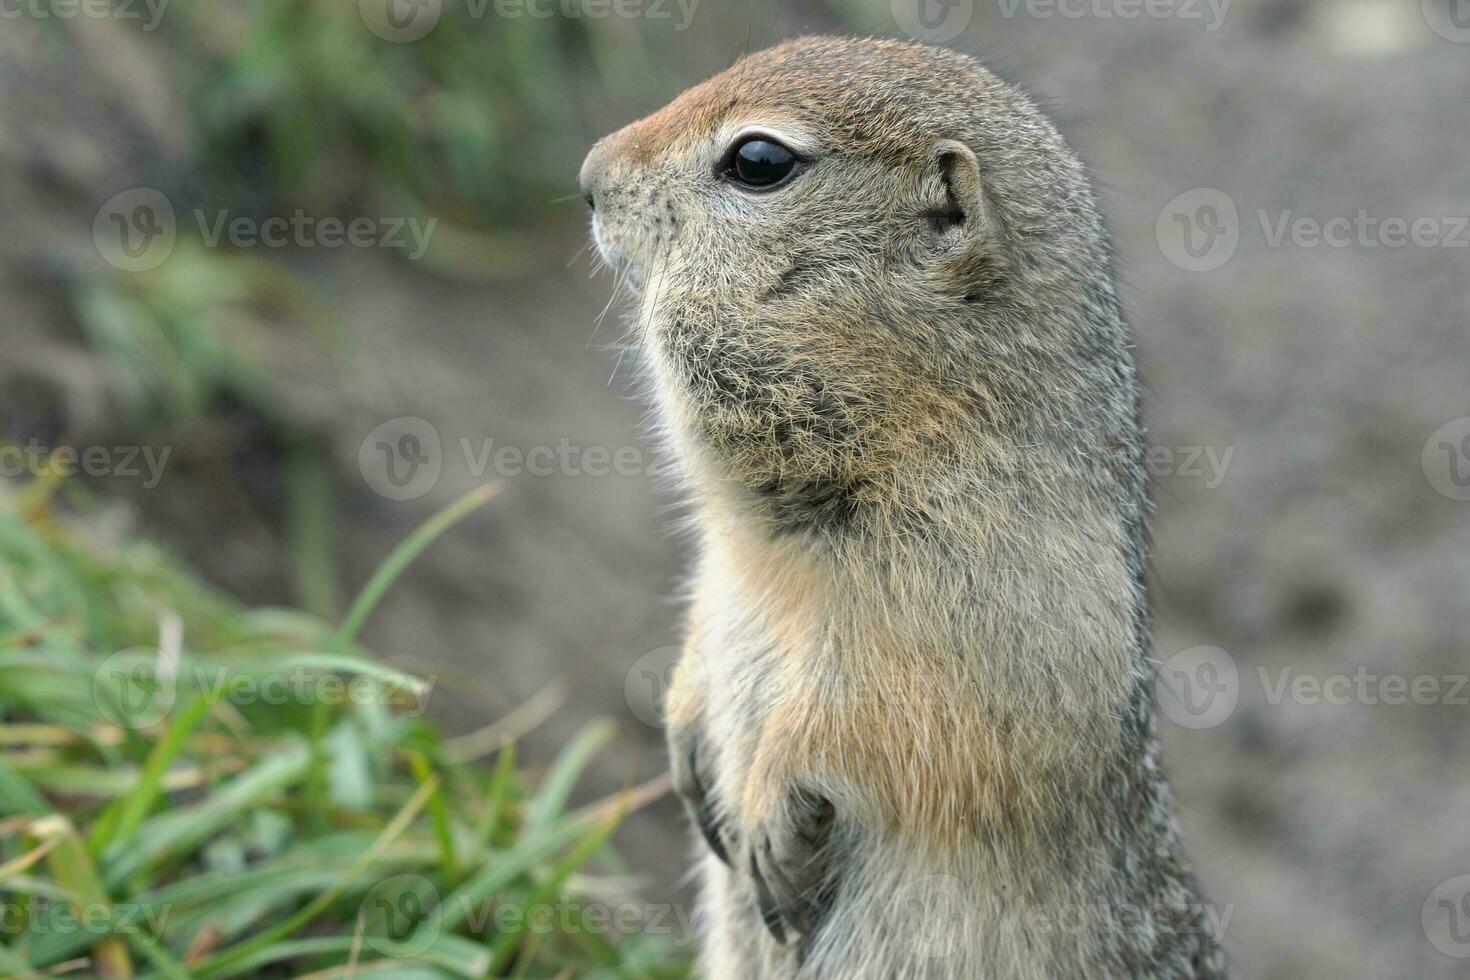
xmin=722 ymin=137 xmax=802 ymax=190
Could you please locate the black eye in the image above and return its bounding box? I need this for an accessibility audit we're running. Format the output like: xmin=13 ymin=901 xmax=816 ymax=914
xmin=723 ymin=137 xmax=802 ymax=190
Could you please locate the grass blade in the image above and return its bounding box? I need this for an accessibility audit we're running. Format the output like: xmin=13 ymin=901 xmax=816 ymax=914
xmin=89 ymin=693 xmax=216 ymax=856
xmin=0 ymin=756 xmax=49 ymax=816
xmin=33 ymin=813 xmax=133 ymax=978
xmin=409 ymin=751 xmax=459 ymax=884
xmin=526 ymin=720 xmax=616 ymax=839
xmin=191 ymin=775 xmax=438 ymax=978
xmin=333 ymin=484 xmax=498 ymax=648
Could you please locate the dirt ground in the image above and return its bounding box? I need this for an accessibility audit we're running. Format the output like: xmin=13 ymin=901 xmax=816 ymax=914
xmin=3 ymin=1 xmax=1469 ymax=976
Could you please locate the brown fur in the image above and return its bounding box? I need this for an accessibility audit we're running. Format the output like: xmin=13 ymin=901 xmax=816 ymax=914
xmin=583 ymin=35 xmax=1227 ymax=980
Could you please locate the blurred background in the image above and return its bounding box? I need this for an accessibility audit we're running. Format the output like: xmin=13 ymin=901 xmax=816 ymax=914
xmin=1 ymin=0 xmax=1468 ymax=976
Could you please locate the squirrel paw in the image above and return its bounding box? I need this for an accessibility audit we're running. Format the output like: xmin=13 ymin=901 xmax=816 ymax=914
xmin=669 ymin=728 xmax=731 ymax=866
xmin=743 ymin=790 xmax=837 ymax=944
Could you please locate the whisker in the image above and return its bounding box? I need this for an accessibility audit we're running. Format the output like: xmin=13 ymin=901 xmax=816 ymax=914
xmin=594 ymin=262 xmax=628 ymax=328
xmin=566 ymin=240 xmax=592 ymax=269
xmin=588 ymin=264 xmax=625 ymax=347
xmin=636 ymin=243 xmax=669 ymax=358
xmin=608 ymin=343 xmax=629 ymax=387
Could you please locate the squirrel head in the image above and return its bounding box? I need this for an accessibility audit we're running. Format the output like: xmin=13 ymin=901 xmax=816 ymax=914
xmin=581 ymin=36 xmax=1134 ymax=537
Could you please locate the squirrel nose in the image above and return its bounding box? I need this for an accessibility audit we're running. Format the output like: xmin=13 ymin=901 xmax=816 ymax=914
xmin=579 ymin=138 xmax=620 ymax=213
xmin=578 ymin=150 xmax=602 ymax=212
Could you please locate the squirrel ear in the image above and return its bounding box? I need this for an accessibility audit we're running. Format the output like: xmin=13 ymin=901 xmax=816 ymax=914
xmin=922 ymin=140 xmax=1007 ymax=289
xmin=926 ymin=141 xmax=984 ymax=232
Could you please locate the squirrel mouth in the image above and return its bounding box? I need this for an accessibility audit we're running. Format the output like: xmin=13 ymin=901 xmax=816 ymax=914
xmin=589 ymin=216 xmax=654 ymax=296
xmin=597 ymin=253 xmax=647 ymax=297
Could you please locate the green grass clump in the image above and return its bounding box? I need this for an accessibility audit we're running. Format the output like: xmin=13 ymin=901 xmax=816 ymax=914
xmin=170 ymin=0 xmax=617 ymax=242
xmin=0 ymin=480 xmax=688 ymax=978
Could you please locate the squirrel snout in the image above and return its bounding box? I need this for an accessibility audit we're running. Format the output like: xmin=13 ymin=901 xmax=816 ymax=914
xmin=578 ymin=140 xmax=616 ymax=214
xmin=577 ymin=170 xmax=598 ymax=212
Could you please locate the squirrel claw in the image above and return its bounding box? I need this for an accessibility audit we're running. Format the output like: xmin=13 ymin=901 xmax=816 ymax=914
xmin=743 ymin=792 xmax=837 ymax=945
xmin=671 ymin=730 xmax=731 ymax=866
xmin=749 ymin=842 xmax=791 ymax=943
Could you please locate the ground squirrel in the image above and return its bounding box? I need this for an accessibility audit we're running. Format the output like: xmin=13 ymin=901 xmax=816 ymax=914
xmin=580 ymin=36 xmax=1227 ymax=979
